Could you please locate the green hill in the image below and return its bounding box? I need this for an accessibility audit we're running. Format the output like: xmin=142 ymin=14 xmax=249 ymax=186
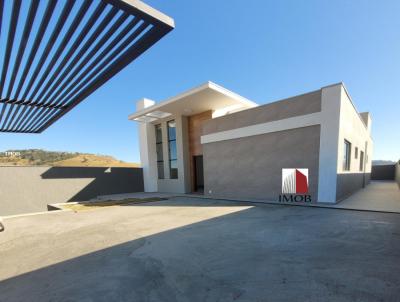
xmin=0 ymin=149 xmax=139 ymax=167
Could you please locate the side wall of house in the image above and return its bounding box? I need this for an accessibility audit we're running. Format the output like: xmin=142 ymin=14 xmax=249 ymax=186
xmin=335 ymin=87 xmax=373 ymax=201
xmin=317 ymin=85 xmax=342 ymax=203
xmin=203 ymin=90 xmax=321 ymax=134
xmin=202 ymin=91 xmax=322 ymax=202
xmin=203 ymin=125 xmax=321 ymax=201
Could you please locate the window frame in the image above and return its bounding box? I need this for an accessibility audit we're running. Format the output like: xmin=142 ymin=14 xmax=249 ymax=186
xmin=343 ymin=139 xmax=351 ymax=171
xmin=167 ymin=120 xmax=178 ymax=179
xmin=155 ymin=124 xmax=164 ymax=179
xmin=359 ymin=150 xmax=364 ymax=172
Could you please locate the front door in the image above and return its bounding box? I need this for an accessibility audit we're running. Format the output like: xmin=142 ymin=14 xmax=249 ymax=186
xmin=193 ymin=155 xmax=204 ymax=192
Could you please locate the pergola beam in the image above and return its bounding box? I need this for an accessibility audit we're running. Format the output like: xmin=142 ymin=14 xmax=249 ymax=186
xmin=0 ymin=99 xmax=66 ymax=110
xmin=0 ymin=0 xmax=174 ymax=133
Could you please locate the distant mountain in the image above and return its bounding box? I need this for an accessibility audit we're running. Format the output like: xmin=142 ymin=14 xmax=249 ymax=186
xmin=372 ymin=160 xmax=396 ymax=166
xmin=0 ymin=149 xmax=139 ymax=167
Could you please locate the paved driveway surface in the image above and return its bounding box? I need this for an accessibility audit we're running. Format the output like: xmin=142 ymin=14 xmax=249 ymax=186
xmin=0 ymin=197 xmax=399 ymax=302
xmin=337 ymin=181 xmax=400 ymax=212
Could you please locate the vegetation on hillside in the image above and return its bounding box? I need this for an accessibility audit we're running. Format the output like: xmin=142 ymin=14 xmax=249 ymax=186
xmin=0 ymin=149 xmax=139 ymax=167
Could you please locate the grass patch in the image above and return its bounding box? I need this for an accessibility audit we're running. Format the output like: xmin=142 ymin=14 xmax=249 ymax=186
xmin=61 ymin=197 xmax=167 ymax=212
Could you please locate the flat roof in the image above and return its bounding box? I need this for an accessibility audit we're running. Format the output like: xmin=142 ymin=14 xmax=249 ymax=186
xmin=129 ymin=81 xmax=258 ymax=122
xmin=0 ymin=0 xmax=174 ymax=133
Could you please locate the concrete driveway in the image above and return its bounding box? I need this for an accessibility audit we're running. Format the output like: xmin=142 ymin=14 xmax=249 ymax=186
xmin=0 ymin=197 xmax=399 ymax=302
xmin=337 ymin=181 xmax=400 ymax=213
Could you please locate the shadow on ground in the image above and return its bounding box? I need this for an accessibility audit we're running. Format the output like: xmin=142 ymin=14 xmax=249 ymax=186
xmin=0 ymin=200 xmax=399 ymax=302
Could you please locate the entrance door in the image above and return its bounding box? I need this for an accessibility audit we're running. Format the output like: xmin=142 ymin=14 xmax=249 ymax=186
xmin=193 ymin=155 xmax=204 ymax=192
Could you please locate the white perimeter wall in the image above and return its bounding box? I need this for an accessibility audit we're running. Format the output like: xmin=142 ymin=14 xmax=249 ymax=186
xmin=317 ymin=84 xmax=373 ymax=202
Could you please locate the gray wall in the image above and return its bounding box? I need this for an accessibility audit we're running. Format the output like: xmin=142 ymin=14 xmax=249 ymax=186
xmin=371 ymin=165 xmax=396 ymax=180
xmin=203 ymin=125 xmax=320 ymax=202
xmin=396 ymin=161 xmax=400 ymax=189
xmin=0 ymin=167 xmax=143 ymax=216
xmin=336 ymin=173 xmax=371 ymax=202
xmin=203 ymin=90 xmax=321 ymax=135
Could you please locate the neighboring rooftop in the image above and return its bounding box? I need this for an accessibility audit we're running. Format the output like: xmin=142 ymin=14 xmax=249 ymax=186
xmin=0 ymin=0 xmax=174 ymax=133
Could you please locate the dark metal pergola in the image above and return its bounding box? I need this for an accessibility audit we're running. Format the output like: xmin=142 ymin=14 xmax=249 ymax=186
xmin=0 ymin=0 xmax=174 ymax=133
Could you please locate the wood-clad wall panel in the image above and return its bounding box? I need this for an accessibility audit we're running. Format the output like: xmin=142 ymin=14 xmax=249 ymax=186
xmin=188 ymin=110 xmax=212 ymax=191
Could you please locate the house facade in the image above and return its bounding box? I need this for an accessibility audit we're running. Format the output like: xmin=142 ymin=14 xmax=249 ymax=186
xmin=129 ymin=82 xmax=372 ymax=203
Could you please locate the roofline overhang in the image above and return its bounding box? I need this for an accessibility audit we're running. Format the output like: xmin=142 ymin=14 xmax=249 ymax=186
xmin=128 ymin=81 xmax=258 ymax=121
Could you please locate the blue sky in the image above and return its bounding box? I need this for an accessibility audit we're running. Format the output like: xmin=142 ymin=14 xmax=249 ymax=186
xmin=1 ymin=0 xmax=399 ymax=163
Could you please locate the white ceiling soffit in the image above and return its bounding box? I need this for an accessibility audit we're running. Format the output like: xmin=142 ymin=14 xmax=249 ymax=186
xmin=129 ymin=81 xmax=258 ymax=122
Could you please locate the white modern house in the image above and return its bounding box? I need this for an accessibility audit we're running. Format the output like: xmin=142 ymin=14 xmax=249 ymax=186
xmin=129 ymin=82 xmax=373 ymax=203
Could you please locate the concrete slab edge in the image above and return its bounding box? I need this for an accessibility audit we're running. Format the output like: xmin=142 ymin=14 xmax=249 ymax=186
xmin=2 ymin=208 xmax=73 ymax=220
xmin=176 ymin=195 xmax=400 ymax=215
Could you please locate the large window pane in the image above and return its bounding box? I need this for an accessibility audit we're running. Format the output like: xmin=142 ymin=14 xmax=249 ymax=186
xmin=156 ymin=143 xmax=163 ymax=162
xmin=170 ymin=160 xmax=178 ymax=179
xmin=156 ymin=125 xmax=162 ymax=143
xmin=155 ymin=124 xmax=164 ymax=179
xmin=167 ymin=120 xmax=178 ymax=179
xmin=168 ymin=141 xmax=177 ymax=160
xmin=168 ymin=120 xmax=176 ymax=140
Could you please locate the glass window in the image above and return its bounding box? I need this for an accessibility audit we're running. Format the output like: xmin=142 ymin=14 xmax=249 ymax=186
xmin=157 ymin=162 xmax=164 ymax=179
xmin=359 ymin=151 xmax=364 ymax=171
xmin=170 ymin=160 xmax=178 ymax=179
xmin=156 ymin=143 xmax=163 ymax=162
xmin=155 ymin=124 xmax=164 ymax=179
xmin=156 ymin=124 xmax=162 ymax=143
xmin=168 ymin=141 xmax=177 ymax=160
xmin=168 ymin=120 xmax=176 ymax=140
xmin=167 ymin=120 xmax=178 ymax=179
xmin=343 ymin=140 xmax=351 ymax=171
xmin=355 ymin=147 xmax=358 ymax=159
